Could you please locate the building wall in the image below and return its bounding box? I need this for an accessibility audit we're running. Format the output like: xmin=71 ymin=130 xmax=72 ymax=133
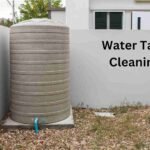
xmin=0 ymin=26 xmax=9 ymax=120
xmin=65 ymin=0 xmax=150 ymax=30
xmin=66 ymin=0 xmax=90 ymax=29
xmin=132 ymin=11 xmax=150 ymax=30
xmin=125 ymin=11 xmax=132 ymax=30
xmin=90 ymin=0 xmax=150 ymax=10
xmin=70 ymin=30 xmax=150 ymax=108
xmin=89 ymin=0 xmax=150 ymax=30
xmin=51 ymin=11 xmax=66 ymax=24
xmin=89 ymin=10 xmax=93 ymax=29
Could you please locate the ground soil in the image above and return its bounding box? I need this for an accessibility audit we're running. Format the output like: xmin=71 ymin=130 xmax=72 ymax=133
xmin=0 ymin=106 xmax=150 ymax=150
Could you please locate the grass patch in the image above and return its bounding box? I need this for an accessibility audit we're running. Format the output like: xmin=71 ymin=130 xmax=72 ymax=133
xmin=109 ymin=102 xmax=145 ymax=115
xmin=145 ymin=115 xmax=150 ymax=124
xmin=0 ymin=145 xmax=3 ymax=150
xmin=90 ymin=106 xmax=147 ymax=148
xmin=91 ymin=113 xmax=139 ymax=139
xmin=135 ymin=141 xmax=146 ymax=149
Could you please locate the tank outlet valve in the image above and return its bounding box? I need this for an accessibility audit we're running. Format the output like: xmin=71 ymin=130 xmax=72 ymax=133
xmin=34 ymin=117 xmax=39 ymax=134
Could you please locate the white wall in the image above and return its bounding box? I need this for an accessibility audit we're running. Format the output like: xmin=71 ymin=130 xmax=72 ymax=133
xmin=0 ymin=26 xmax=9 ymax=120
xmin=90 ymin=0 xmax=150 ymax=10
xmin=51 ymin=11 xmax=66 ymax=24
xmin=66 ymin=0 xmax=90 ymax=29
xmin=132 ymin=11 xmax=150 ymax=30
xmin=70 ymin=30 xmax=150 ymax=108
xmin=89 ymin=0 xmax=150 ymax=30
xmin=66 ymin=0 xmax=150 ymax=30
xmin=125 ymin=11 xmax=132 ymax=30
xmin=89 ymin=10 xmax=93 ymax=29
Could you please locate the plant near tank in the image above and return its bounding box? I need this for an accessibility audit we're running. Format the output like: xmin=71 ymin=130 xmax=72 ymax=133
xmin=0 ymin=18 xmax=13 ymax=27
xmin=19 ymin=0 xmax=62 ymax=21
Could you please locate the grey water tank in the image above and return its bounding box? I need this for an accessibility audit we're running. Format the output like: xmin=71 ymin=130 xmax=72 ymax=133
xmin=0 ymin=26 xmax=9 ymax=121
xmin=10 ymin=19 xmax=70 ymax=124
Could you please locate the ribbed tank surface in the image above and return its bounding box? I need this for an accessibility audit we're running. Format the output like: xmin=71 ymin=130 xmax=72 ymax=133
xmin=10 ymin=19 xmax=70 ymax=124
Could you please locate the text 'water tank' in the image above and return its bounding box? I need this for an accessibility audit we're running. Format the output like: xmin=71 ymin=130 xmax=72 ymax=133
xmin=10 ymin=19 xmax=70 ymax=124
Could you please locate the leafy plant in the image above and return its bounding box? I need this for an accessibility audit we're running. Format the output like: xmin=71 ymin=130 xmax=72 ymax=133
xmin=19 ymin=0 xmax=62 ymax=21
xmin=0 ymin=19 xmax=13 ymax=27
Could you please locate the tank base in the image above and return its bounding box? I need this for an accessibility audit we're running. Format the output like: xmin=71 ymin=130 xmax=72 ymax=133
xmin=1 ymin=107 xmax=74 ymax=129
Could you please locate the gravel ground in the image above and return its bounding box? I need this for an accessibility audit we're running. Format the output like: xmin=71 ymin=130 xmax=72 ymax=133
xmin=0 ymin=106 xmax=150 ymax=150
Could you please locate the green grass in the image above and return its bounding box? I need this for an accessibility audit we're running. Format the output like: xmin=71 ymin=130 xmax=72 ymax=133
xmin=90 ymin=105 xmax=150 ymax=149
xmin=109 ymin=102 xmax=146 ymax=115
xmin=0 ymin=144 xmax=3 ymax=150
xmin=135 ymin=141 xmax=146 ymax=149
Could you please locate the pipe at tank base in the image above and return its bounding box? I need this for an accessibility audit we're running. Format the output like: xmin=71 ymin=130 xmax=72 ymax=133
xmin=34 ymin=117 xmax=39 ymax=134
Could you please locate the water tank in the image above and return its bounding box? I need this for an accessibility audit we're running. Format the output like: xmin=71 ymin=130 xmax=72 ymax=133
xmin=0 ymin=26 xmax=9 ymax=121
xmin=10 ymin=19 xmax=70 ymax=124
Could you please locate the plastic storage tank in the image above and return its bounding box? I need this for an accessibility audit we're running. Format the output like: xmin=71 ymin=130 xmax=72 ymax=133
xmin=0 ymin=26 xmax=9 ymax=121
xmin=10 ymin=19 xmax=70 ymax=124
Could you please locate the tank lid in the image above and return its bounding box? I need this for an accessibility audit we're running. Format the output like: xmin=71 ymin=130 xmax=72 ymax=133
xmin=12 ymin=19 xmax=67 ymax=27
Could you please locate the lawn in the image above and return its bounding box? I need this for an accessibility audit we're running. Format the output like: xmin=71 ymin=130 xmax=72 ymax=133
xmin=0 ymin=105 xmax=150 ymax=150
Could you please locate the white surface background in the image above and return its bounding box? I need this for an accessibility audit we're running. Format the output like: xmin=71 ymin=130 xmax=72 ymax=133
xmin=132 ymin=11 xmax=150 ymax=30
xmin=70 ymin=30 xmax=150 ymax=108
xmin=66 ymin=0 xmax=150 ymax=30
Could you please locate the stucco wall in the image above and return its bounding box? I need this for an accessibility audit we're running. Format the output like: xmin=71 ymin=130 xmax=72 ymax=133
xmin=132 ymin=11 xmax=150 ymax=30
xmin=66 ymin=0 xmax=89 ymax=29
xmin=51 ymin=11 xmax=66 ymax=24
xmin=0 ymin=26 xmax=9 ymax=120
xmin=66 ymin=0 xmax=150 ymax=30
xmin=70 ymin=30 xmax=150 ymax=108
xmin=90 ymin=0 xmax=150 ymax=10
xmin=125 ymin=11 xmax=132 ymax=30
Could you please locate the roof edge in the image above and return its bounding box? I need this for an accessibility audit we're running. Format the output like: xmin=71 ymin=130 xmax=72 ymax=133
xmin=48 ymin=7 xmax=66 ymax=11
